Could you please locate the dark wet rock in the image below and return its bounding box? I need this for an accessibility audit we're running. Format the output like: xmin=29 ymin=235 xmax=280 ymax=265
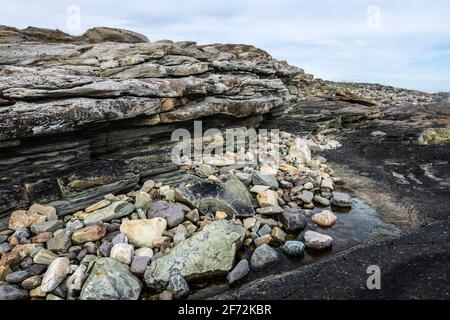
xmin=167 ymin=274 xmax=190 ymax=298
xmin=281 ymin=208 xmax=307 ymax=233
xmin=25 ymin=264 xmax=47 ymax=276
xmin=281 ymin=241 xmax=305 ymax=256
xmin=175 ymin=175 xmax=255 ymax=218
xmin=331 ymin=192 xmax=352 ymax=208
xmin=80 ymin=257 xmax=142 ymax=300
xmin=227 ymin=259 xmax=250 ymax=285
xmin=250 ymin=244 xmax=279 ymax=271
xmin=252 ymin=171 xmax=279 ymax=189
xmin=0 ymin=284 xmax=29 ymax=300
xmin=147 ymin=201 xmax=184 ymax=228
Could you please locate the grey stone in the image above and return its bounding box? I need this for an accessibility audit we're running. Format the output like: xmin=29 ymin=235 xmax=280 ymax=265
xmin=111 ymin=233 xmax=128 ymax=246
xmin=0 ymin=284 xmax=29 ymax=300
xmin=47 ymin=229 xmax=72 ymax=253
xmin=25 ymin=264 xmax=47 ymax=275
xmin=299 ymin=190 xmax=314 ymax=203
xmin=313 ymin=195 xmax=331 ymax=206
xmin=281 ymin=208 xmax=307 ymax=233
xmin=5 ymin=270 xmax=30 ymax=283
xmin=30 ymin=220 xmax=64 ymax=234
xmin=167 ymin=274 xmax=190 ymax=298
xmin=80 ymin=257 xmax=142 ymax=300
xmin=281 ymin=241 xmax=305 ymax=256
xmin=250 ymin=244 xmax=279 ymax=271
xmin=130 ymin=256 xmax=151 ymax=277
xmin=257 ymin=224 xmax=272 ymax=237
xmin=304 ymin=230 xmax=333 ymax=250
xmin=20 ymin=256 xmax=33 ymax=269
xmin=256 ymin=206 xmax=283 ymax=215
xmin=252 ymin=171 xmax=279 ymax=189
xmin=331 ymin=192 xmax=352 ymax=208
xmin=147 ymin=201 xmax=184 ymax=228
xmin=233 ymin=171 xmax=252 ymax=186
xmin=41 ymin=257 xmax=70 ymax=293
xmin=84 ymin=201 xmax=135 ymax=224
xmin=98 ymin=241 xmax=113 ymax=257
xmin=227 ymin=259 xmax=250 ymax=285
xmin=0 ymin=243 xmax=12 ymax=255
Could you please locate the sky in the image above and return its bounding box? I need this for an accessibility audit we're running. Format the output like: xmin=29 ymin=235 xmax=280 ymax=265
xmin=1 ymin=0 xmax=449 ymax=92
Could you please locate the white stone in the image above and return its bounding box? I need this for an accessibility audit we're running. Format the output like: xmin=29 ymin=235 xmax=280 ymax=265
xmin=110 ymin=243 xmax=134 ymax=265
xmin=120 ymin=218 xmax=167 ymax=248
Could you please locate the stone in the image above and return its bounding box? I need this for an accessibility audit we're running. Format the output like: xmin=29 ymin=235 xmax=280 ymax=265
xmin=159 ymin=186 xmax=175 ymax=201
xmin=120 ymin=218 xmax=167 ymax=248
xmin=250 ymin=185 xmax=270 ymax=193
xmin=281 ymin=208 xmax=307 ymax=233
xmin=0 ymin=284 xmax=29 ymax=300
xmin=72 ymin=225 xmax=107 ymax=244
xmin=252 ymin=171 xmax=279 ymax=189
xmin=257 ymin=224 xmax=272 ymax=237
xmin=299 ymin=190 xmax=314 ymax=203
xmin=147 ymin=201 xmax=184 ymax=228
xmin=320 ymin=174 xmax=334 ymax=191
xmin=243 ymin=217 xmax=257 ymax=230
xmin=312 ymin=210 xmax=337 ymax=227
xmin=30 ymin=220 xmax=64 ymax=234
xmin=279 ymin=163 xmax=299 ymax=175
xmin=11 ymin=243 xmax=37 ymax=258
xmin=227 ymin=259 xmax=249 ymax=285
xmin=66 ymin=220 xmax=84 ymax=233
xmin=256 ymin=206 xmax=283 ymax=215
xmin=85 ymin=200 xmax=111 ymax=213
xmin=331 ymin=192 xmax=352 ymax=208
xmin=47 ymin=229 xmax=71 ymax=253
xmin=21 ymin=275 xmax=42 ymax=290
xmin=98 ymin=241 xmax=113 ymax=257
xmin=173 ymin=224 xmax=188 ymax=245
xmin=20 ymin=256 xmax=33 ymax=269
xmin=286 ymin=138 xmax=311 ymax=164
xmin=140 ymin=179 xmax=155 ymax=193
xmin=281 ymin=241 xmax=305 ymax=256
xmin=25 ymin=264 xmax=47 ymax=276
xmin=110 ymin=243 xmax=134 ymax=265
xmin=215 ymin=211 xmax=228 ymax=220
xmin=130 ymin=256 xmax=151 ymax=277
xmin=30 ymin=286 xmax=47 ymax=298
xmin=80 ymin=257 xmax=142 ymax=300
xmin=33 ymin=249 xmax=58 ymax=265
xmin=46 ymin=293 xmax=64 ymax=300
xmin=84 ymin=201 xmax=135 ymax=224
xmin=256 ymin=190 xmax=279 ymax=208
xmin=144 ymin=220 xmax=245 ymax=290
xmin=186 ymin=209 xmax=199 ymax=223
xmin=167 ymin=274 xmax=190 ymax=298
xmin=196 ymin=164 xmax=216 ymax=178
xmin=29 ymin=204 xmax=58 ymax=221
xmin=40 ymin=257 xmax=70 ymax=293
xmin=175 ymin=175 xmax=255 ymax=218
xmin=304 ymin=230 xmax=333 ymax=250
xmin=5 ymin=270 xmax=29 ymax=283
xmin=32 ymin=232 xmax=53 ymax=243
xmin=254 ymin=234 xmax=272 ymax=247
xmin=233 ymin=171 xmax=252 ymax=186
xmin=8 ymin=210 xmax=46 ymax=230
xmin=134 ymin=247 xmax=154 ymax=258
xmin=313 ymin=195 xmax=331 ymax=206
xmin=111 ymin=233 xmax=128 ymax=246
xmin=67 ymin=265 xmax=87 ymax=297
xmin=271 ymin=227 xmax=287 ymax=244
xmin=250 ymin=244 xmax=279 ymax=271
xmin=0 ymin=243 xmax=12 ymax=255
xmin=303 ymin=182 xmax=314 ymax=190
xmin=135 ymin=191 xmax=152 ymax=210
xmin=159 ymin=290 xmax=173 ymax=300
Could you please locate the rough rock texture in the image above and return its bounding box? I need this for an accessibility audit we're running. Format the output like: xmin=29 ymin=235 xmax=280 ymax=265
xmin=0 ymin=26 xmax=311 ymax=229
xmin=144 ymin=220 xmax=245 ymax=290
xmin=79 ymin=257 xmax=142 ymax=300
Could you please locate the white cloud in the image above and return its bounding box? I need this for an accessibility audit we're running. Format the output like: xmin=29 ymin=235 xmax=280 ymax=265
xmin=1 ymin=0 xmax=449 ymax=92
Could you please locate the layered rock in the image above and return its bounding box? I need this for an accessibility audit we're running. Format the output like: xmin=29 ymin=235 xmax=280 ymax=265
xmin=0 ymin=26 xmax=311 ymax=229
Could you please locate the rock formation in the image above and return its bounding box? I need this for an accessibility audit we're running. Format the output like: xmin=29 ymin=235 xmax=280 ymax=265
xmin=0 ymin=26 xmax=312 ymax=228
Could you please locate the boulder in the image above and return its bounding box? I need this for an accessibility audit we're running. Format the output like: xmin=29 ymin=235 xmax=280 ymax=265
xmin=80 ymin=257 xmax=142 ymax=300
xmin=175 ymin=175 xmax=255 ymax=218
xmin=144 ymin=220 xmax=245 ymax=290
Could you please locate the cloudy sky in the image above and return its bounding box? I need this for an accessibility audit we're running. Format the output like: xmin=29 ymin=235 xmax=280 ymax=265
xmin=2 ymin=0 xmax=449 ymax=92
